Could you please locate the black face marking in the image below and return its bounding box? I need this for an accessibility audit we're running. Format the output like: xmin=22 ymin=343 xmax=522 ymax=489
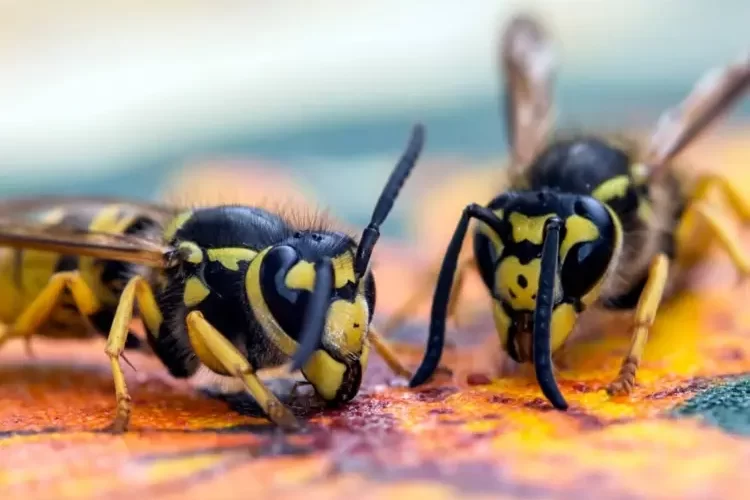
xmin=473 ymin=191 xmax=617 ymax=305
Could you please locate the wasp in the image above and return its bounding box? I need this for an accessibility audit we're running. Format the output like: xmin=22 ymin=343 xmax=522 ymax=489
xmin=0 ymin=124 xmax=424 ymax=431
xmin=384 ymin=15 xmax=750 ymax=409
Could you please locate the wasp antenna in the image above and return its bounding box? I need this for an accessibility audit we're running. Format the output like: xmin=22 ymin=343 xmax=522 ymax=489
xmin=410 ymin=203 xmax=506 ymax=387
xmin=289 ymin=258 xmax=334 ymax=371
xmin=354 ymin=123 xmax=425 ymax=279
xmin=533 ymin=217 xmax=568 ymax=410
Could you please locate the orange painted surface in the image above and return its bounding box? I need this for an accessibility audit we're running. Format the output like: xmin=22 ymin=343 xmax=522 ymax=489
xmin=1 ymin=132 xmax=750 ymax=499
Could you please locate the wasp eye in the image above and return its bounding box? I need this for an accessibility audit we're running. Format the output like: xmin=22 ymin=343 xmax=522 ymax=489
xmin=259 ymin=245 xmax=309 ymax=341
xmin=560 ymin=198 xmax=616 ymax=298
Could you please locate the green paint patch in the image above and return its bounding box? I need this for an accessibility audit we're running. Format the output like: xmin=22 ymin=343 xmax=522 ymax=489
xmin=673 ymin=376 xmax=750 ymax=435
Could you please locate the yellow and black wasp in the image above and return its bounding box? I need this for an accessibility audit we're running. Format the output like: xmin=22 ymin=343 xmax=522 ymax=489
xmin=387 ymin=15 xmax=750 ymax=409
xmin=0 ymin=124 xmax=424 ymax=431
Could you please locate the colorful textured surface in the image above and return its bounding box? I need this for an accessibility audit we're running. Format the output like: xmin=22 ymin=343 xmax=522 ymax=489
xmin=2 ymin=131 xmax=750 ymax=499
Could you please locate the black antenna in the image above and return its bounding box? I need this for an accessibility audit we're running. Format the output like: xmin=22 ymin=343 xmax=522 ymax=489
xmin=289 ymin=259 xmax=333 ymax=371
xmin=533 ymin=217 xmax=568 ymax=410
xmin=353 ymin=124 xmax=425 ymax=279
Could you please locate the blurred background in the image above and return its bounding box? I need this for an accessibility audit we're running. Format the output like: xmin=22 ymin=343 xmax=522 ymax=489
xmin=1 ymin=0 xmax=749 ymax=239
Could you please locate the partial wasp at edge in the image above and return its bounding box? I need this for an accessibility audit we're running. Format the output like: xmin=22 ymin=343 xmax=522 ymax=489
xmin=0 ymin=124 xmax=425 ymax=431
xmin=383 ymin=14 xmax=750 ymax=410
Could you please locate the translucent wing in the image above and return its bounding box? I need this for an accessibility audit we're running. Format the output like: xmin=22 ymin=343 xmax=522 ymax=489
xmin=645 ymin=51 xmax=750 ymax=181
xmin=0 ymin=221 xmax=174 ymax=267
xmin=501 ymin=13 xmax=557 ymax=180
xmin=0 ymin=196 xmax=179 ymax=223
xmin=0 ymin=197 xmax=178 ymax=268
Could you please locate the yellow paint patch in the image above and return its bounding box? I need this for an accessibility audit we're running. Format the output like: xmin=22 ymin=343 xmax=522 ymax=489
xmin=301 ymin=349 xmax=347 ymax=401
xmin=560 ymin=214 xmax=600 ymax=260
xmin=207 ymin=248 xmax=258 ymax=271
xmin=496 ymin=256 xmax=541 ymax=310
xmin=177 ymin=241 xmax=203 ymax=264
xmin=326 ymin=298 xmax=368 ymax=356
xmin=592 ymin=175 xmax=631 ymax=204
xmin=183 ymin=277 xmax=211 ymax=307
xmin=508 ymin=213 xmax=553 ymax=245
xmin=163 ymin=210 xmax=193 ymax=241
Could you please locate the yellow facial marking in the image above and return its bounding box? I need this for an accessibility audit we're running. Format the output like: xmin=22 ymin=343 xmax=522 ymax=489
xmin=496 ymin=256 xmax=541 ymax=310
xmin=301 ymin=350 xmax=347 ymax=401
xmin=560 ymin=214 xmax=600 ymax=260
xmin=492 ymin=300 xmax=512 ymax=350
xmin=183 ymin=276 xmax=210 ymax=307
xmin=508 ymin=213 xmax=554 ymax=245
xmin=477 ymin=209 xmax=504 ymax=255
xmin=331 ymin=253 xmax=356 ymax=289
xmin=285 ymin=255 xmax=357 ymax=292
xmin=591 ymin=175 xmax=631 ymax=204
xmin=550 ymin=303 xmax=577 ymax=353
xmin=177 ymin=241 xmax=203 ymax=264
xmin=207 ymin=248 xmax=258 ymax=271
xmin=325 ymin=298 xmax=368 ymax=356
xmin=285 ymin=261 xmax=315 ymax=292
xmin=164 ymin=210 xmax=193 ymax=241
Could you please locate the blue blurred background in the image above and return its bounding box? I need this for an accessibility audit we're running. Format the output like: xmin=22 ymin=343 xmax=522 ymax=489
xmin=1 ymin=0 xmax=749 ymax=236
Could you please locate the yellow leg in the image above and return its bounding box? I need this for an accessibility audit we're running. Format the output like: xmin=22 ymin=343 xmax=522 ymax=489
xmin=607 ymin=253 xmax=670 ymax=396
xmin=185 ymin=310 xmax=300 ymax=430
xmin=690 ymin=202 xmax=750 ymax=278
xmin=380 ymin=257 xmax=475 ymax=337
xmin=368 ymin=326 xmax=412 ymax=379
xmin=691 ymin=174 xmax=750 ymax=221
xmin=104 ymin=275 xmax=163 ymax=433
xmin=0 ymin=271 xmax=100 ymax=349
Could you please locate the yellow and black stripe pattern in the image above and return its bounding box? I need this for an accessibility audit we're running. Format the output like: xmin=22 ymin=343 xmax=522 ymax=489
xmin=405 ymin=13 xmax=750 ymax=410
xmin=0 ymin=123 xmax=425 ymax=432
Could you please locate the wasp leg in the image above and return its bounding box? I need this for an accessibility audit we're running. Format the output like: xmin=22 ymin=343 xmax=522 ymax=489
xmin=380 ymin=257 xmax=475 ymax=338
xmin=185 ymin=310 xmax=300 ymax=430
xmin=368 ymin=326 xmax=412 ymax=379
xmin=691 ymin=173 xmax=750 ymax=221
xmin=0 ymin=271 xmax=100 ymax=350
xmin=688 ymin=202 xmax=750 ymax=279
xmin=104 ymin=275 xmax=163 ymax=433
xmin=607 ymin=253 xmax=670 ymax=396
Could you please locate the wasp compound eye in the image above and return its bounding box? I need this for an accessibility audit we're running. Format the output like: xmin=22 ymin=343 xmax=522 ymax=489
xmin=259 ymin=245 xmax=310 ymax=341
xmin=560 ymin=197 xmax=616 ymax=299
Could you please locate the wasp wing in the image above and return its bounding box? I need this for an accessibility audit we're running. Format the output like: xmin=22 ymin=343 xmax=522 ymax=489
xmin=501 ymin=13 xmax=557 ymax=182
xmin=645 ymin=51 xmax=750 ymax=181
xmin=0 ymin=197 xmax=179 ymax=268
xmin=0 ymin=221 xmax=174 ymax=268
xmin=0 ymin=196 xmax=180 ymax=224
